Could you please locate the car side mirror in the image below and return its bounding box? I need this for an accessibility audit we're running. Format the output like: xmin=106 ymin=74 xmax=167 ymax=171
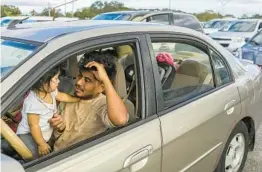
xmin=245 ymin=38 xmax=250 ymax=42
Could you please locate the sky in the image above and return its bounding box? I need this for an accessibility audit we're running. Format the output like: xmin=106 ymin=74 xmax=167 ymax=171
xmin=2 ymin=0 xmax=262 ymax=17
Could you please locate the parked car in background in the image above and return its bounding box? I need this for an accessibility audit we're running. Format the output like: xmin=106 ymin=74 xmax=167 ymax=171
xmin=1 ymin=20 xmax=262 ymax=172
xmin=203 ymin=18 xmax=237 ymax=35
xmin=1 ymin=16 xmax=79 ymax=27
xmin=234 ymin=30 xmax=262 ymax=69
xmin=210 ymin=19 xmax=262 ymax=52
xmin=92 ymin=11 xmax=204 ymax=33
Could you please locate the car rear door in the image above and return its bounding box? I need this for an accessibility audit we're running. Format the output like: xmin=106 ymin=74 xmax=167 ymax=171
xmin=146 ymin=33 xmax=242 ymax=172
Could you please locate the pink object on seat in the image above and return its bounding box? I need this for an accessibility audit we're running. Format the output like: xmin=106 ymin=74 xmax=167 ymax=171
xmin=156 ymin=52 xmax=174 ymax=66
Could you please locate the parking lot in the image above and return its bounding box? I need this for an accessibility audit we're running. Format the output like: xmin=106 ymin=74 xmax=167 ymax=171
xmin=243 ymin=124 xmax=262 ymax=172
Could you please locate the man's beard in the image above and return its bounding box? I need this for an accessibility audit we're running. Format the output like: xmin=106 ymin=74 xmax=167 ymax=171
xmin=74 ymin=91 xmax=98 ymax=100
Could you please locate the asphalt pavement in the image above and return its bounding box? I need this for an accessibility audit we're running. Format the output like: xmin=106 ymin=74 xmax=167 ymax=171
xmin=243 ymin=124 xmax=262 ymax=172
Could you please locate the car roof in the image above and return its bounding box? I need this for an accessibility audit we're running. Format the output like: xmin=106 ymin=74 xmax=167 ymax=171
xmin=100 ymin=11 xmax=150 ymax=15
xmin=98 ymin=11 xmax=190 ymax=17
xmin=1 ymin=20 xmax=171 ymax=43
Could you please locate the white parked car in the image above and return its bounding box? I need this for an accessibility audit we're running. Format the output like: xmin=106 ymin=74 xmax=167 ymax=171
xmin=1 ymin=20 xmax=262 ymax=172
xmin=210 ymin=19 xmax=262 ymax=52
xmin=203 ymin=18 xmax=237 ymax=35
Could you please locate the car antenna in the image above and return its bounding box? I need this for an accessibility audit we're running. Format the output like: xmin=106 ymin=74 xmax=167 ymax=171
xmin=7 ymin=16 xmax=30 ymax=29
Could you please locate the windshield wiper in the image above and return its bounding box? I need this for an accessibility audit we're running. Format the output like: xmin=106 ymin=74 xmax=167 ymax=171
xmin=7 ymin=16 xmax=30 ymax=29
xmin=250 ymin=40 xmax=259 ymax=46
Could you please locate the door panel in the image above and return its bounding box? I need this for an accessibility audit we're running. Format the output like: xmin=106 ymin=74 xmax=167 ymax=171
xmin=36 ymin=118 xmax=162 ymax=172
xmin=160 ymin=84 xmax=241 ymax=172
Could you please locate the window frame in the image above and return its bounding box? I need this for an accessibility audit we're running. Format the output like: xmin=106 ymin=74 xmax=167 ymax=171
xmin=209 ymin=48 xmax=234 ymax=88
xmin=2 ymin=33 xmax=157 ymax=170
xmin=146 ymin=33 xmax=234 ymax=114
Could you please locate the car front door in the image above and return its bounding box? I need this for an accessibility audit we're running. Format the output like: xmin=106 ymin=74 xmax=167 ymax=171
xmin=2 ymin=34 xmax=162 ymax=172
xmin=147 ymin=34 xmax=242 ymax=172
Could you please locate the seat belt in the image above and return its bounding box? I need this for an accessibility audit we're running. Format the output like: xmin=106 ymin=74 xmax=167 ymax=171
xmin=123 ymin=77 xmax=135 ymax=103
xmin=203 ymin=73 xmax=213 ymax=85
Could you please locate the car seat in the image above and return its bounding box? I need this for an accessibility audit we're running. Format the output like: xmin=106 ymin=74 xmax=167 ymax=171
xmin=156 ymin=53 xmax=176 ymax=90
xmin=114 ymin=61 xmax=136 ymax=122
xmin=171 ymin=60 xmax=209 ymax=89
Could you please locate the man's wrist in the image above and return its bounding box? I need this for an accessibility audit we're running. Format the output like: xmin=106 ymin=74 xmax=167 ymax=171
xmin=102 ymin=77 xmax=112 ymax=85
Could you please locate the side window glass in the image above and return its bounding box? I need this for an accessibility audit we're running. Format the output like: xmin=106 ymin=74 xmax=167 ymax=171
xmin=149 ymin=14 xmax=169 ymax=25
xmin=173 ymin=15 xmax=202 ymax=32
xmin=211 ymin=51 xmax=232 ymax=87
xmin=152 ymin=41 xmax=214 ymax=108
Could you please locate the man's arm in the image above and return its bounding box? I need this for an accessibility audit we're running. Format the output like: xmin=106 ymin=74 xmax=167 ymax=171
xmin=103 ymin=77 xmax=128 ymax=126
xmin=85 ymin=61 xmax=128 ymax=126
xmin=48 ymin=113 xmax=66 ymax=132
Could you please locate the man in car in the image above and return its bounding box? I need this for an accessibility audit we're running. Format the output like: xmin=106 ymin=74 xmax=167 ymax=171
xmin=49 ymin=51 xmax=128 ymax=151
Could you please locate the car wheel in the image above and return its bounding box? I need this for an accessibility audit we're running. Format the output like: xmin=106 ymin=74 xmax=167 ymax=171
xmin=216 ymin=121 xmax=249 ymax=172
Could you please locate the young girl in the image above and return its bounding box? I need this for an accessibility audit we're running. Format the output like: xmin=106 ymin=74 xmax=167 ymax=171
xmin=16 ymin=67 xmax=80 ymax=159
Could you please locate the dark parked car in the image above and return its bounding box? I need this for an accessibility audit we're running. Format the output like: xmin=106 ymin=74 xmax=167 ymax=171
xmin=234 ymin=30 xmax=262 ymax=68
xmin=93 ymin=11 xmax=204 ymax=33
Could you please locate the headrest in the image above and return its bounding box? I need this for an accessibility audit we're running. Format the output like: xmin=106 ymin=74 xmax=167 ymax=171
xmin=177 ymin=60 xmax=208 ymax=77
xmin=68 ymin=56 xmax=78 ymax=78
xmin=113 ymin=60 xmax=127 ymax=98
xmin=116 ymin=45 xmax=133 ymax=57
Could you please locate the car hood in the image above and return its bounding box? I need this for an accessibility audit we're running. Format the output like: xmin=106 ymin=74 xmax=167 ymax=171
xmin=210 ymin=31 xmax=255 ymax=39
xmin=204 ymin=28 xmax=219 ymax=34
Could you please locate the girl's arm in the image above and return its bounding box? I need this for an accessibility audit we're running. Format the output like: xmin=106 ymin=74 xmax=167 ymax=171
xmin=28 ymin=114 xmax=51 ymax=156
xmin=28 ymin=114 xmax=46 ymax=146
xmin=56 ymin=91 xmax=80 ymax=103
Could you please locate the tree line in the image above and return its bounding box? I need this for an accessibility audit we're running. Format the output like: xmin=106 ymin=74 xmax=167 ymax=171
xmin=1 ymin=1 xmax=262 ymax=21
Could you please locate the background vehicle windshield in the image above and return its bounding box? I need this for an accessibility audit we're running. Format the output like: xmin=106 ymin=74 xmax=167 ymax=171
xmin=204 ymin=20 xmax=230 ymax=29
xmin=227 ymin=21 xmax=257 ymax=32
xmin=93 ymin=13 xmax=131 ymax=20
xmin=1 ymin=19 xmax=11 ymax=27
xmin=1 ymin=39 xmax=38 ymax=78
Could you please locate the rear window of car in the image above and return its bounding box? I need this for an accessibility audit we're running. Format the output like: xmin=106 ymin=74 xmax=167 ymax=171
xmin=173 ymin=14 xmax=203 ymax=33
xmin=92 ymin=13 xmax=131 ymax=20
xmin=1 ymin=39 xmax=39 ymax=78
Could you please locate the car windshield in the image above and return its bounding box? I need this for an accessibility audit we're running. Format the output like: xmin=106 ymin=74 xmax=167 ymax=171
xmin=204 ymin=20 xmax=230 ymax=29
xmin=227 ymin=21 xmax=257 ymax=32
xmin=1 ymin=19 xmax=12 ymax=27
xmin=92 ymin=13 xmax=131 ymax=20
xmin=1 ymin=39 xmax=38 ymax=78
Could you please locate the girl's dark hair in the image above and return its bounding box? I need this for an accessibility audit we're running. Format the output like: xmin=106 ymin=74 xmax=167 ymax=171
xmin=31 ymin=67 xmax=61 ymax=92
xmin=78 ymin=51 xmax=117 ymax=81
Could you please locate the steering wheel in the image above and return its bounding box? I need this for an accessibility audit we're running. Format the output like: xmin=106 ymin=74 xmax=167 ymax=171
xmin=1 ymin=119 xmax=33 ymax=160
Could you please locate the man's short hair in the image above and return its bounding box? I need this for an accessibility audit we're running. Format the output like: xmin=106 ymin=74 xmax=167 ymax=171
xmin=78 ymin=51 xmax=117 ymax=81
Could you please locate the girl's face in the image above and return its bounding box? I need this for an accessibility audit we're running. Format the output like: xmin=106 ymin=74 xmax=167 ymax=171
xmin=43 ymin=72 xmax=60 ymax=92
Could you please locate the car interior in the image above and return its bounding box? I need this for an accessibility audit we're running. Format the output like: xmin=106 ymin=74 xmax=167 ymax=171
xmin=1 ymin=43 xmax=140 ymax=164
xmin=152 ymin=42 xmax=215 ymax=107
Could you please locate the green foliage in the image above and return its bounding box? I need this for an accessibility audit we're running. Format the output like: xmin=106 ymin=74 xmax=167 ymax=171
xmin=39 ymin=8 xmax=64 ymax=17
xmin=74 ymin=1 xmax=131 ymax=19
xmin=2 ymin=3 xmax=262 ymax=21
xmin=194 ymin=11 xmax=224 ymax=22
xmin=1 ymin=5 xmax=21 ymax=17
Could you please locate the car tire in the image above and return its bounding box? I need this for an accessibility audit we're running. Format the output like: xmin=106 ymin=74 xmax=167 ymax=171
xmin=215 ymin=121 xmax=249 ymax=172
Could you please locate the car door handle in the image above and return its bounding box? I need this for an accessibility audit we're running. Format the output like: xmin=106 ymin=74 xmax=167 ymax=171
xmin=123 ymin=145 xmax=153 ymax=172
xmin=224 ymin=100 xmax=236 ymax=115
